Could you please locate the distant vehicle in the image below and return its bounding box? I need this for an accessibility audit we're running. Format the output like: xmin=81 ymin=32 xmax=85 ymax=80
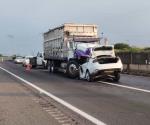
xmin=43 ymin=23 xmax=123 ymax=81
xmin=14 ymin=56 xmax=24 ymax=64
xmin=22 ymin=56 xmax=33 ymax=66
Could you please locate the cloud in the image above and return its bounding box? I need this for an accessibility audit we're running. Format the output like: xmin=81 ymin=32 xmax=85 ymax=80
xmin=7 ymin=34 xmax=15 ymax=39
xmin=0 ymin=0 xmax=150 ymax=55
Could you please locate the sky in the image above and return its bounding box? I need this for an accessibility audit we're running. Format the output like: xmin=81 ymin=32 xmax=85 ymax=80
xmin=0 ymin=0 xmax=150 ymax=55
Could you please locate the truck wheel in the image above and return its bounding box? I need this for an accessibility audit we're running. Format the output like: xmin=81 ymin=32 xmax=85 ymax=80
xmin=113 ymin=72 xmax=120 ymax=82
xmin=48 ymin=61 xmax=55 ymax=73
xmin=67 ymin=61 xmax=79 ymax=78
xmin=47 ymin=61 xmax=52 ymax=73
xmin=51 ymin=63 xmax=54 ymax=73
xmin=48 ymin=63 xmax=51 ymax=73
xmin=42 ymin=61 xmax=46 ymax=69
xmin=85 ymin=70 xmax=93 ymax=82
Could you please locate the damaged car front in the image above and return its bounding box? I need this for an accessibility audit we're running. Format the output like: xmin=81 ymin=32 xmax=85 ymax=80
xmin=79 ymin=45 xmax=123 ymax=82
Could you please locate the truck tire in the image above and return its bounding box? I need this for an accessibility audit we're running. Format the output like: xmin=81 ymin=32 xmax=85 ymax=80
xmin=113 ymin=72 xmax=120 ymax=82
xmin=66 ymin=61 xmax=79 ymax=78
xmin=51 ymin=62 xmax=55 ymax=73
xmin=48 ymin=61 xmax=55 ymax=73
xmin=48 ymin=61 xmax=51 ymax=73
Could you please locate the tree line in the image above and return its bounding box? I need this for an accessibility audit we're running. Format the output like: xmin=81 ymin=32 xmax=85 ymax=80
xmin=114 ymin=43 xmax=150 ymax=52
xmin=0 ymin=43 xmax=149 ymax=56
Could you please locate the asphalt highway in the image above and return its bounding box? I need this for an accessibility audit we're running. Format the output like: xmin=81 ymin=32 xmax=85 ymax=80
xmin=0 ymin=62 xmax=60 ymax=125
xmin=0 ymin=61 xmax=150 ymax=125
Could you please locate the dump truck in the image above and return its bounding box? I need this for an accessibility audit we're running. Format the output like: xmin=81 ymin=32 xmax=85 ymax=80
xmin=43 ymin=23 xmax=123 ymax=81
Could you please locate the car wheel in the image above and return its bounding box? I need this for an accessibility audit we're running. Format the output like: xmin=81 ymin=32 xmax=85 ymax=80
xmin=113 ymin=72 xmax=120 ymax=82
xmin=85 ymin=70 xmax=93 ymax=82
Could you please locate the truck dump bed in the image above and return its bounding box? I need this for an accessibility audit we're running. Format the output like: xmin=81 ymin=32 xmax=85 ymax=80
xmin=43 ymin=23 xmax=98 ymax=60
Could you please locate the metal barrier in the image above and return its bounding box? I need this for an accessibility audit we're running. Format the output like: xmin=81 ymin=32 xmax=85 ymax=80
xmin=116 ymin=52 xmax=150 ymax=65
xmin=0 ymin=57 xmax=12 ymax=62
xmin=116 ymin=52 xmax=150 ymax=73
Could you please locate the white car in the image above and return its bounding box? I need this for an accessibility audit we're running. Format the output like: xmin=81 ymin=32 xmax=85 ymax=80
xmin=22 ymin=56 xmax=33 ymax=66
xmin=14 ymin=57 xmax=24 ymax=64
xmin=79 ymin=45 xmax=123 ymax=82
xmin=79 ymin=56 xmax=123 ymax=82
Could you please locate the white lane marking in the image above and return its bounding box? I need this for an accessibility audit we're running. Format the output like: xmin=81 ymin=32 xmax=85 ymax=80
xmin=51 ymin=114 xmax=64 ymax=117
xmin=62 ymin=124 xmax=71 ymax=125
xmin=0 ymin=67 xmax=106 ymax=125
xmin=55 ymin=116 xmax=68 ymax=120
xmin=98 ymin=81 xmax=150 ymax=93
xmin=45 ymin=109 xmax=54 ymax=112
xmin=58 ymin=119 xmax=71 ymax=123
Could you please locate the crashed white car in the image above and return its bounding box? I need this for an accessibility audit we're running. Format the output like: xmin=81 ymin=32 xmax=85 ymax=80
xmin=79 ymin=45 xmax=123 ymax=82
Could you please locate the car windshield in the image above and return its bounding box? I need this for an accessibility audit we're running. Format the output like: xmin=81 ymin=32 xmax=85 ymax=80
xmin=94 ymin=46 xmax=113 ymax=51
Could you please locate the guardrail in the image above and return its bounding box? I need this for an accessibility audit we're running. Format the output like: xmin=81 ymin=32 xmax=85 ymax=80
xmin=0 ymin=57 xmax=12 ymax=62
xmin=122 ymin=64 xmax=150 ymax=76
xmin=117 ymin=52 xmax=150 ymax=74
xmin=116 ymin=52 xmax=150 ymax=65
xmin=123 ymin=64 xmax=150 ymax=72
